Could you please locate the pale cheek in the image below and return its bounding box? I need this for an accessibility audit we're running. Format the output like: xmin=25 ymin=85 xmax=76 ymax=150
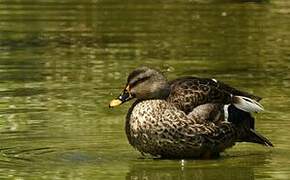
xmin=132 ymin=83 xmax=153 ymax=99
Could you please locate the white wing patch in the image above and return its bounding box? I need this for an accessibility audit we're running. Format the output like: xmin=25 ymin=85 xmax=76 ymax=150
xmin=212 ymin=78 xmax=217 ymax=83
xmin=223 ymin=104 xmax=230 ymax=122
xmin=233 ymin=96 xmax=264 ymax=113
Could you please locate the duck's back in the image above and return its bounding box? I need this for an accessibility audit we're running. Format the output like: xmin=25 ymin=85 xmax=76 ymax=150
xmin=167 ymin=77 xmax=261 ymax=114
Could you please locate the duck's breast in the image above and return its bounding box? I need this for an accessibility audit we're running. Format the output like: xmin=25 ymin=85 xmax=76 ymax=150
xmin=126 ymin=100 xmax=207 ymax=157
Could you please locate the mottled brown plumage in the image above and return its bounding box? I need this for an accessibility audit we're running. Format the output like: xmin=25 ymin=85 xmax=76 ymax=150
xmin=126 ymin=100 xmax=237 ymax=158
xmin=110 ymin=67 xmax=273 ymax=159
xmin=167 ymin=77 xmax=261 ymax=115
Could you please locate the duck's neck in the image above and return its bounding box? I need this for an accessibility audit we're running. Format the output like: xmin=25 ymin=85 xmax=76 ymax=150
xmin=134 ymin=79 xmax=171 ymax=101
xmin=148 ymin=82 xmax=171 ymax=100
xmin=157 ymin=84 xmax=171 ymax=99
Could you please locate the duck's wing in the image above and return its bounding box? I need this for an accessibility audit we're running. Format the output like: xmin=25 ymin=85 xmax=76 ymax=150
xmin=167 ymin=77 xmax=262 ymax=114
xmin=187 ymin=103 xmax=224 ymax=124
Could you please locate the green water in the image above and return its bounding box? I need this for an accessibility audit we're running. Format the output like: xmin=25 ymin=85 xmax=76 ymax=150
xmin=0 ymin=0 xmax=289 ymax=179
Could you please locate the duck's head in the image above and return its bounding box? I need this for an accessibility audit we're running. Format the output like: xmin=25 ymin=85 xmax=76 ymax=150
xmin=109 ymin=67 xmax=170 ymax=107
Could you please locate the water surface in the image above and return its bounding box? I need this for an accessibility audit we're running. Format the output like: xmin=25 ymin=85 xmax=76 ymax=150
xmin=0 ymin=0 xmax=290 ymax=179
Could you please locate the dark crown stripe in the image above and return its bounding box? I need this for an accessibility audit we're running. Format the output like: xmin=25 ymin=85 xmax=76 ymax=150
xmin=127 ymin=69 xmax=147 ymax=84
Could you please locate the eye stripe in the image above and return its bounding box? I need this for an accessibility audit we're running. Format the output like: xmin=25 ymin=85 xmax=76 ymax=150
xmin=130 ymin=76 xmax=151 ymax=88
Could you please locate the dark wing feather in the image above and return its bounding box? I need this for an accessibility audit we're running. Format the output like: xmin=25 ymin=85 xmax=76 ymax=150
xmin=213 ymin=80 xmax=262 ymax=101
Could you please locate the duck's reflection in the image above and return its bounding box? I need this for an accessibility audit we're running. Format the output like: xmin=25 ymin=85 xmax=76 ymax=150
xmin=127 ymin=164 xmax=253 ymax=180
xmin=126 ymin=153 xmax=272 ymax=180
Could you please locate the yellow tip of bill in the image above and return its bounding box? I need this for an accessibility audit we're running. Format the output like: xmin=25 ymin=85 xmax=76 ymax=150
xmin=109 ymin=99 xmax=122 ymax=108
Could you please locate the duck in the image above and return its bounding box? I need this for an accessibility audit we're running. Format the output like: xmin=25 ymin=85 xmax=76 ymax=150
xmin=109 ymin=67 xmax=273 ymax=159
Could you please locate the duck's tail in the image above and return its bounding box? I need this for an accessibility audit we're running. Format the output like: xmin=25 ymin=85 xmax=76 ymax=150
xmin=227 ymin=105 xmax=273 ymax=147
xmin=244 ymin=129 xmax=273 ymax=147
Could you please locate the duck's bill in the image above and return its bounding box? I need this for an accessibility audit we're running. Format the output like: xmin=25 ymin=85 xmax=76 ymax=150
xmin=109 ymin=99 xmax=123 ymax=107
xmin=109 ymin=90 xmax=133 ymax=108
